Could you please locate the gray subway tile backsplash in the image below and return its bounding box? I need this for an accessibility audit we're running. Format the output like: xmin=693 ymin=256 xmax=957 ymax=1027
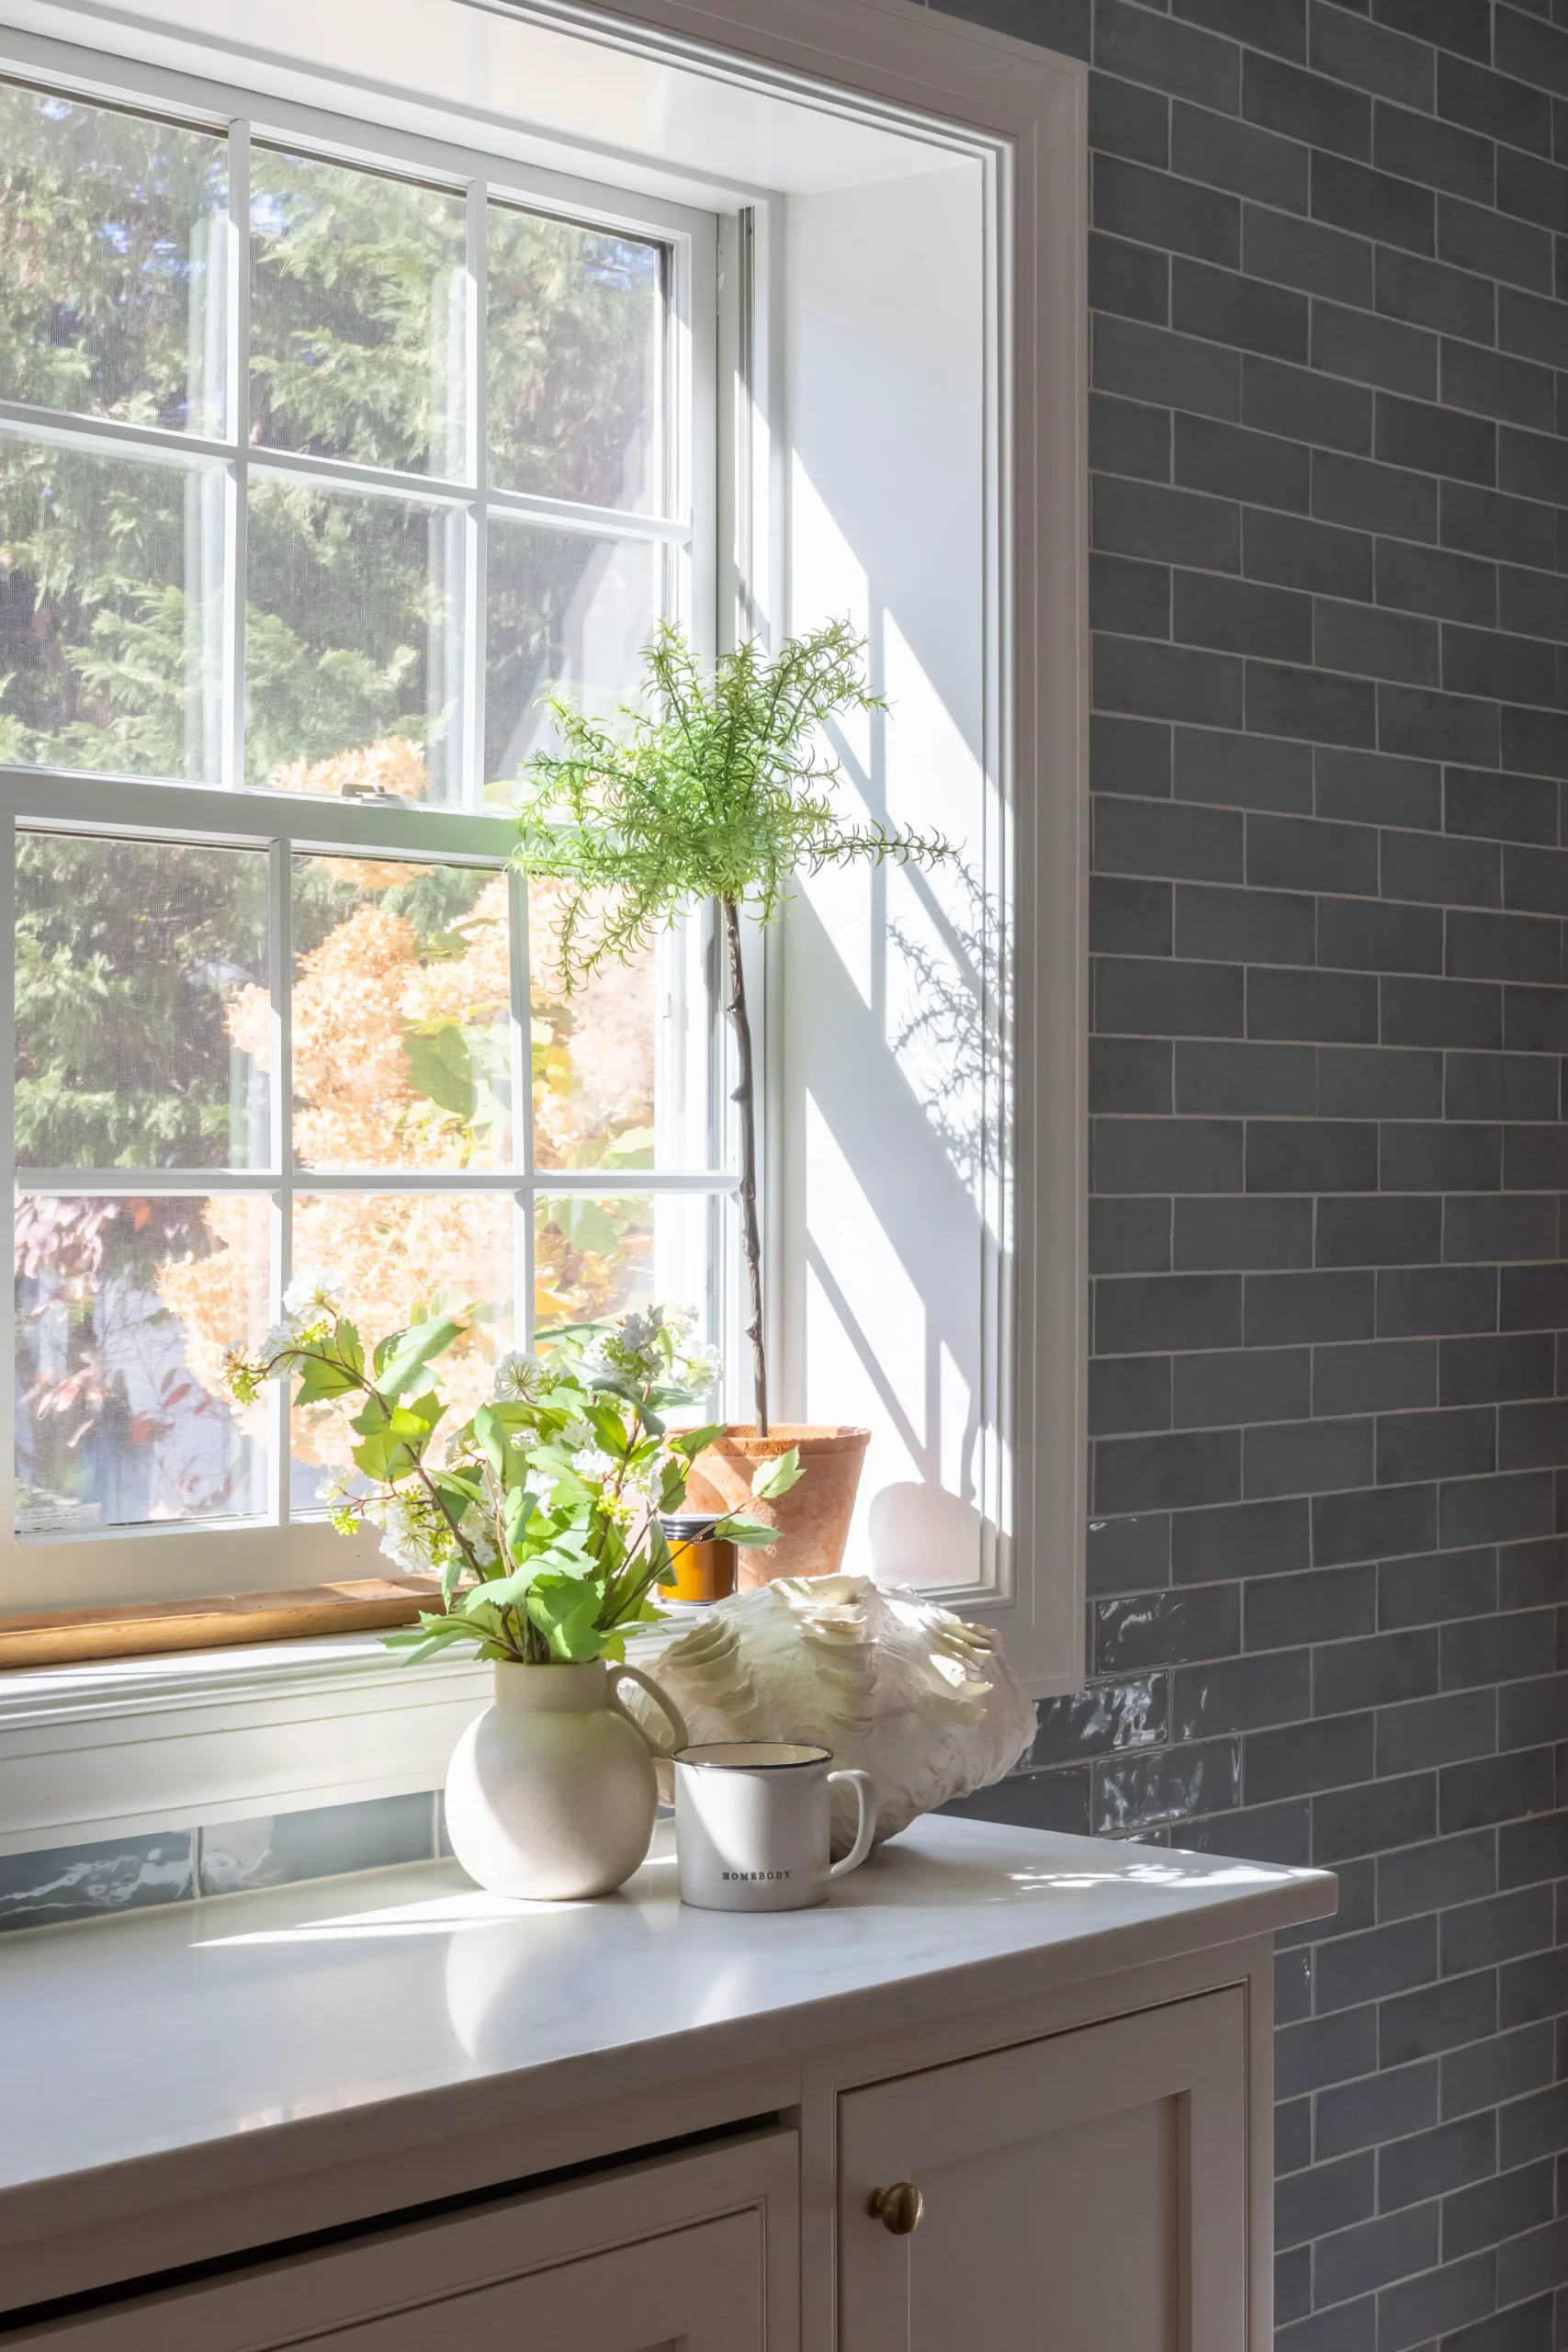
xmin=199 ymin=1794 xmax=439 ymax=1896
xmin=0 ymin=1832 xmax=193 ymax=1933
xmin=0 ymin=1799 xmax=441 ymax=1937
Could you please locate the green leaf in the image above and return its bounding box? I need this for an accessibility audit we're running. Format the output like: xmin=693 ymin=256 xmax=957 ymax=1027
xmin=551 ymin=1196 xmax=620 ymax=1255
xmin=416 ymin=926 xmax=474 ymax=964
xmin=656 ymin=1455 xmax=688 ymax=1512
xmin=348 ymin=1385 xmax=440 ymax=1479
xmin=587 ymin=1398 xmax=630 ymax=1456
xmin=648 ymin=1521 xmax=678 ymax=1589
xmin=422 ymin=1285 xmax=474 ymax=1325
xmin=470 ymin=1400 xmax=509 ymax=1476
xmin=457 ymin=1592 xmax=510 ymax=1636
xmin=350 ymin=1427 xmax=400 ymax=1481
xmin=670 ymin=1421 xmax=727 ymax=1461
xmin=292 ymin=1349 xmax=363 ymax=1406
xmin=526 ymin=1569 xmax=607 ymax=1660
xmin=502 ymin=1482 xmax=536 ymax=1555
xmin=599 ymin=1124 xmax=656 ymax=1169
xmin=403 ymin=1020 xmax=474 ymax=1118
xmin=751 ymin=1446 xmax=802 ymax=1500
xmin=429 ymin=1468 xmax=483 ymax=1522
xmin=383 ymin=1617 xmax=483 ymax=1666
xmin=715 ymin=1513 xmax=777 ymax=1546
xmin=374 ymin=1317 xmax=462 ymax=1401
xmin=389 ymin=1389 xmax=442 ymax=1444
xmin=487 ymin=1399 xmax=541 ymax=1432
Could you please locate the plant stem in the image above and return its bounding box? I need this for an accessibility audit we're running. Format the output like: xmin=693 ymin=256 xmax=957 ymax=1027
xmin=279 ymin=1334 xmax=487 ymax=1582
xmin=722 ymin=895 xmax=768 ymax=1436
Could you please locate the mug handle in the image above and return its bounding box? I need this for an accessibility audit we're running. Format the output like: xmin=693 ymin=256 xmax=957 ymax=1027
xmin=611 ymin=1663 xmax=689 ymax=1760
xmin=827 ymin=1769 xmax=877 ymax=1877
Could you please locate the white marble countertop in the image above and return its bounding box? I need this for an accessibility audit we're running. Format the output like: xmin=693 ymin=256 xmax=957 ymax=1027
xmin=0 ymin=1814 xmax=1334 ymax=2312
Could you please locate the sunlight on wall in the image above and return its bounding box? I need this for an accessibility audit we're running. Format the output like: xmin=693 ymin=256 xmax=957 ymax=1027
xmin=782 ymin=157 xmax=998 ymax=1593
xmin=805 ymin=1091 xmax=924 ymax=1442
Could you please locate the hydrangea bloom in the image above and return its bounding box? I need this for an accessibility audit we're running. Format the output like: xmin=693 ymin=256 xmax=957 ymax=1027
xmin=672 ymin=1338 xmax=720 ymax=1392
xmin=362 ymin=1488 xmax=452 ymax=1575
xmin=582 ymin=1307 xmax=665 ymax=1384
xmin=283 ymin=1267 xmax=346 ymax=1319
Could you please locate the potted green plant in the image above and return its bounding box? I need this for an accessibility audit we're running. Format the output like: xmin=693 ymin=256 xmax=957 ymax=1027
xmin=222 ymin=1280 xmax=789 ymax=1898
xmin=513 ymin=619 xmax=951 ymax=1582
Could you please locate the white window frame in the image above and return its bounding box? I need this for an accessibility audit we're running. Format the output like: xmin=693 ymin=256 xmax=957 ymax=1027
xmin=0 ymin=57 xmax=726 ymax=1611
xmin=0 ymin=0 xmax=1087 ymax=1859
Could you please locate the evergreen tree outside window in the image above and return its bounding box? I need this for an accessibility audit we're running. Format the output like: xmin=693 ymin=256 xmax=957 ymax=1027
xmin=0 ymin=70 xmax=724 ymax=1597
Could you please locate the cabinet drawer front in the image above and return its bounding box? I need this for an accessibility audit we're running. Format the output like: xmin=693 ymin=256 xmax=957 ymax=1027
xmin=839 ymin=1989 xmax=1248 ymax=2352
xmin=11 ymin=2132 xmax=795 ymax=2352
xmin=304 ymin=2211 xmax=762 ymax=2350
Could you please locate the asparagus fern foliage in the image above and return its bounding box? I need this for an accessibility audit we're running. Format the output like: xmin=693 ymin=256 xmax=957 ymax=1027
xmin=513 ymin=619 xmax=953 ymax=1432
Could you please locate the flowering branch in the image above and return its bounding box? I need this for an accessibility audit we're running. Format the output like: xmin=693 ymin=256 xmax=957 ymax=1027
xmin=222 ymin=1281 xmax=791 ymax=1666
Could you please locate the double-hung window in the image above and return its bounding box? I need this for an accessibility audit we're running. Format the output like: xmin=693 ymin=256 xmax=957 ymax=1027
xmin=0 ymin=70 xmax=724 ymax=1610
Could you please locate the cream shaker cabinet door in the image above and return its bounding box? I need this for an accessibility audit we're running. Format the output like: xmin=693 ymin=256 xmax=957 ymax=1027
xmin=839 ymin=1990 xmax=1249 ymax=2352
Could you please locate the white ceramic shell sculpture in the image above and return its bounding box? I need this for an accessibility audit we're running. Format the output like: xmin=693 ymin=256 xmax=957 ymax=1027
xmin=628 ymin=1575 xmax=1036 ymax=1859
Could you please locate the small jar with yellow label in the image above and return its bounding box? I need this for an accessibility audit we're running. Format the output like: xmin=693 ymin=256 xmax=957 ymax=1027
xmin=656 ymin=1513 xmax=738 ymax=1606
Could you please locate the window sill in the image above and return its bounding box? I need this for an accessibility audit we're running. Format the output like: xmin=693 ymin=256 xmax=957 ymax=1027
xmin=0 ymin=1632 xmax=491 ymax=1859
xmin=0 ymin=1576 xmax=437 ymax=1672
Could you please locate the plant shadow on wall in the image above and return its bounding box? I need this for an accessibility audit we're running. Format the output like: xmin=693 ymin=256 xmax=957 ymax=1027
xmin=770 ymin=615 xmax=1004 ymax=1587
xmin=856 ymin=853 xmax=1005 ymax=1578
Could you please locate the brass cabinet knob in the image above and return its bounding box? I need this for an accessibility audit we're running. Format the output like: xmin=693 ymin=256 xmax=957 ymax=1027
xmin=867 ymin=2181 xmax=924 ymax=2235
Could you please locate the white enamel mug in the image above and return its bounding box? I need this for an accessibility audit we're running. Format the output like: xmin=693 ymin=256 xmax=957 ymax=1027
xmin=673 ymin=1741 xmax=876 ymax=1912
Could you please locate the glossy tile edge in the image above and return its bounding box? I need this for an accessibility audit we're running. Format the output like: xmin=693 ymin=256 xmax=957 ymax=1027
xmin=0 ymin=1791 xmax=443 ymax=1934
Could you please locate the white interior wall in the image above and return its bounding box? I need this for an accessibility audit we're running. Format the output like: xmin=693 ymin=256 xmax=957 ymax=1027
xmin=778 ymin=160 xmax=998 ymax=1589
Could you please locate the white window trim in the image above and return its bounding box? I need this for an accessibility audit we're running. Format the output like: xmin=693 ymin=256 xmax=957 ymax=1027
xmin=0 ymin=0 xmax=1087 ymax=1853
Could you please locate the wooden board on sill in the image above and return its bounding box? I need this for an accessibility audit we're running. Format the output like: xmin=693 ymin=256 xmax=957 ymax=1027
xmin=0 ymin=1576 xmax=439 ymax=1669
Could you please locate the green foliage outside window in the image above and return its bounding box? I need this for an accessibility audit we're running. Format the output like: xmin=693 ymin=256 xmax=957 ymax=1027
xmin=0 ymin=81 xmax=660 ymax=788
xmin=0 ymin=75 xmax=671 ymax=1540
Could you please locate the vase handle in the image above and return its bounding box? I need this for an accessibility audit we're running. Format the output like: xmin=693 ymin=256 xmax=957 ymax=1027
xmin=611 ymin=1663 xmax=689 ymax=1759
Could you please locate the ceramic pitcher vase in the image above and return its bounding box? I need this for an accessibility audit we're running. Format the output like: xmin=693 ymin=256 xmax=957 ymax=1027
xmin=445 ymin=1658 xmax=689 ymax=1901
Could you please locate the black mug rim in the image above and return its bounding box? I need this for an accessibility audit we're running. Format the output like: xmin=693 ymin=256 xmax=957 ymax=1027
xmin=674 ymin=1741 xmax=832 ymax=1770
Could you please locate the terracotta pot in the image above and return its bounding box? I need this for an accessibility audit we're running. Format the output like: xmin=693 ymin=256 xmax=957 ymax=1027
xmin=682 ymin=1425 xmax=871 ymax=1587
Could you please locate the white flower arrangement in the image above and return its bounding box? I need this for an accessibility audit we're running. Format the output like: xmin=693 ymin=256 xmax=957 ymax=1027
xmin=221 ymin=1299 xmax=787 ymax=1665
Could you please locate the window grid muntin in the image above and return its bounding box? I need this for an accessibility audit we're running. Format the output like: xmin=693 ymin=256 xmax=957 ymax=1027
xmin=0 ymin=70 xmax=725 ymax=1570
xmin=10 ymin=807 xmax=736 ymax=1547
xmin=0 ymin=77 xmax=693 ymax=808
